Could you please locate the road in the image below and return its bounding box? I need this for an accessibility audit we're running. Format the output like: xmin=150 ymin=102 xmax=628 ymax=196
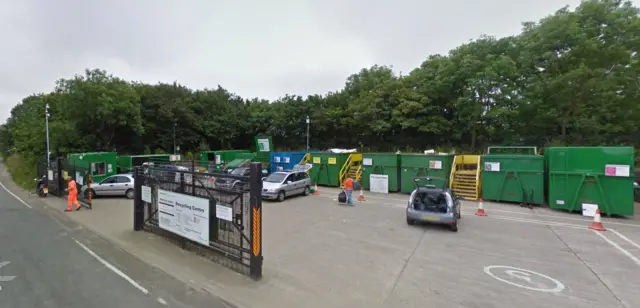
xmin=0 ymin=182 xmax=234 ymax=308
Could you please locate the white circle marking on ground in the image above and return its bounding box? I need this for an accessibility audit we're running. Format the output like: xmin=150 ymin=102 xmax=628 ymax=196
xmin=484 ymin=265 xmax=565 ymax=293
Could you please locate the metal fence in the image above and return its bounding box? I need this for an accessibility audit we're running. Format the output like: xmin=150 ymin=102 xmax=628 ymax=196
xmin=36 ymin=157 xmax=93 ymax=209
xmin=133 ymin=162 xmax=263 ymax=279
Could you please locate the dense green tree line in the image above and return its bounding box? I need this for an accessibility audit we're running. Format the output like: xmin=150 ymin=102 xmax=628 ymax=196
xmin=1 ymin=0 xmax=639 ymax=175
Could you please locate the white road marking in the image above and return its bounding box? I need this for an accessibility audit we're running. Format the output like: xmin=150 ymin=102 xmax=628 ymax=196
xmin=0 ymin=261 xmax=17 ymax=282
xmin=157 ymin=297 xmax=167 ymax=305
xmin=593 ymin=231 xmax=640 ymax=267
xmin=484 ymin=265 xmax=565 ymax=293
xmin=73 ymin=238 xmax=149 ymax=294
xmin=609 ymin=229 xmax=640 ymax=251
xmin=0 ymin=182 xmax=32 ymax=208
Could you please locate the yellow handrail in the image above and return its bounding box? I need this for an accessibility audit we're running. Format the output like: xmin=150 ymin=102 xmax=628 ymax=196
xmin=355 ymin=165 xmax=363 ymax=182
xmin=474 ymin=155 xmax=481 ymax=196
xmin=339 ymin=154 xmax=353 ymax=188
xmin=449 ymin=155 xmax=458 ymax=189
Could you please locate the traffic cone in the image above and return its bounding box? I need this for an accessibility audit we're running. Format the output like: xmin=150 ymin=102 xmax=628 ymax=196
xmin=313 ymin=183 xmax=320 ymax=195
xmin=358 ymin=188 xmax=365 ymax=201
xmin=475 ymin=198 xmax=487 ymax=216
xmin=588 ymin=208 xmax=606 ymax=231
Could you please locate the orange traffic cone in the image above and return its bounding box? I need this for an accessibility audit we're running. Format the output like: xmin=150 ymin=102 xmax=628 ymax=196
xmin=357 ymin=188 xmax=365 ymax=201
xmin=475 ymin=198 xmax=487 ymax=216
xmin=313 ymin=183 xmax=319 ymax=195
xmin=588 ymin=208 xmax=606 ymax=231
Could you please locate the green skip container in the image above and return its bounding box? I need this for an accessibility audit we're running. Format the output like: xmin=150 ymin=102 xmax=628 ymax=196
xmin=481 ymin=146 xmax=545 ymax=206
xmin=308 ymin=153 xmax=349 ymax=187
xmin=361 ymin=153 xmax=400 ymax=192
xmin=546 ymin=146 xmax=635 ymax=216
xmin=399 ymin=154 xmax=454 ymax=193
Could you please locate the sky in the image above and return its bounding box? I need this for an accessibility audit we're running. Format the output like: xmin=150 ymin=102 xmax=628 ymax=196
xmin=0 ymin=0 xmax=636 ymax=123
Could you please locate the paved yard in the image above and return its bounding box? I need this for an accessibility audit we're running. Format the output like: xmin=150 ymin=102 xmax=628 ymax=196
xmin=51 ymin=188 xmax=640 ymax=308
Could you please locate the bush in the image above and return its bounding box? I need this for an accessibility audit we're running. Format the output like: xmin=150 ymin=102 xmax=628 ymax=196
xmin=4 ymin=154 xmax=37 ymax=189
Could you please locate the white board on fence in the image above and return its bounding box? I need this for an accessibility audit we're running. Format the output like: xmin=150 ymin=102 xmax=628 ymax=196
xmin=582 ymin=203 xmax=598 ymax=217
xmin=370 ymin=174 xmax=389 ymax=194
xmin=141 ymin=185 xmax=152 ymax=203
xmin=485 ymin=162 xmax=500 ymax=172
xmin=216 ymin=203 xmax=233 ymax=221
xmin=157 ymin=189 xmax=210 ymax=246
xmin=76 ymin=172 xmax=84 ymax=185
xmin=363 ymin=158 xmax=373 ymax=166
xmin=47 ymin=170 xmax=53 ymax=181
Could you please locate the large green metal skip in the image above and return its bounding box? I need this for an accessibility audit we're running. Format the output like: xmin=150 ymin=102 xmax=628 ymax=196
xmin=546 ymin=146 xmax=635 ymax=216
xmin=481 ymin=146 xmax=545 ymax=206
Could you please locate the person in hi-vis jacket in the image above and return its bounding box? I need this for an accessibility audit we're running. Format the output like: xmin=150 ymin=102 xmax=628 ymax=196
xmin=65 ymin=176 xmax=81 ymax=212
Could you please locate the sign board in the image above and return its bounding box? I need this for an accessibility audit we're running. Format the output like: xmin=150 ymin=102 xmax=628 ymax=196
xmin=216 ymin=203 xmax=233 ymax=221
xmin=582 ymin=203 xmax=598 ymax=217
xmin=273 ymin=156 xmax=280 ymax=163
xmin=47 ymin=170 xmax=53 ymax=181
xmin=107 ymin=164 xmax=113 ymax=173
xmin=485 ymin=162 xmax=500 ymax=172
xmin=363 ymin=158 xmax=373 ymax=166
xmin=328 ymin=157 xmax=337 ymax=165
xmin=157 ymin=189 xmax=210 ymax=246
xmin=370 ymin=174 xmax=389 ymax=194
xmin=141 ymin=185 xmax=152 ymax=203
xmin=283 ymin=157 xmax=290 ymax=163
xmin=313 ymin=157 xmax=321 ymax=164
xmin=429 ymin=160 xmax=442 ymax=170
xmin=76 ymin=172 xmax=84 ymax=185
xmin=256 ymin=137 xmax=271 ymax=152
xmin=215 ymin=155 xmax=221 ymax=164
xmin=604 ymin=164 xmax=630 ymax=177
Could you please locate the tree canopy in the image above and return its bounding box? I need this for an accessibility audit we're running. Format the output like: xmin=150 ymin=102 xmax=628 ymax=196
xmin=1 ymin=0 xmax=639 ymax=165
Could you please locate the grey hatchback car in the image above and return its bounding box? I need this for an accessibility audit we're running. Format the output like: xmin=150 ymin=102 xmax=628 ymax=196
xmin=262 ymin=164 xmax=313 ymax=201
xmin=82 ymin=174 xmax=136 ymax=199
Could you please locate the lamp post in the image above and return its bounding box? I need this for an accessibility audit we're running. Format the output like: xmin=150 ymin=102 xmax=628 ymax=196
xmin=173 ymin=122 xmax=177 ymax=154
xmin=306 ymin=116 xmax=310 ymax=151
xmin=45 ymin=104 xmax=51 ymax=167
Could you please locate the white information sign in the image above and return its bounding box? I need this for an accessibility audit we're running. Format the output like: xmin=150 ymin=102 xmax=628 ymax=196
xmin=215 ymin=155 xmax=221 ymax=164
xmin=216 ymin=203 xmax=233 ymax=221
xmin=484 ymin=162 xmax=500 ymax=172
xmin=582 ymin=203 xmax=598 ymax=217
xmin=76 ymin=172 xmax=84 ymax=185
xmin=363 ymin=158 xmax=373 ymax=166
xmin=604 ymin=164 xmax=630 ymax=177
xmin=107 ymin=164 xmax=113 ymax=173
xmin=283 ymin=157 xmax=290 ymax=163
xmin=141 ymin=185 xmax=152 ymax=203
xmin=158 ymin=189 xmax=210 ymax=246
xmin=429 ymin=160 xmax=442 ymax=170
xmin=273 ymin=156 xmax=281 ymax=163
xmin=370 ymin=174 xmax=389 ymax=194
xmin=47 ymin=170 xmax=53 ymax=181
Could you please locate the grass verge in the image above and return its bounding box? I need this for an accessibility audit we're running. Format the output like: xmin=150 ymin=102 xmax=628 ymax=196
xmin=4 ymin=154 xmax=37 ymax=190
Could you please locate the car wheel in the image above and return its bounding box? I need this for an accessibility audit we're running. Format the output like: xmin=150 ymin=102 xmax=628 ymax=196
xmin=125 ymin=189 xmax=135 ymax=199
xmin=406 ymin=217 xmax=415 ymax=225
xmin=85 ymin=189 xmax=95 ymax=199
xmin=303 ymin=186 xmax=310 ymax=196
xmin=277 ymin=191 xmax=285 ymax=202
xmin=450 ymin=219 xmax=458 ymax=232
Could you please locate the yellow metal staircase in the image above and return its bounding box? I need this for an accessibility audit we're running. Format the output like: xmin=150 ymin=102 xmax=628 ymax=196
xmin=340 ymin=153 xmax=363 ymax=188
xmin=449 ymin=155 xmax=481 ymax=200
xmin=299 ymin=152 xmax=311 ymax=165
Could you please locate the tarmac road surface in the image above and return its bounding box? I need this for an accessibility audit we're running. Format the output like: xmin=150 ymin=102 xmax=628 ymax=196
xmin=0 ymin=181 xmax=234 ymax=308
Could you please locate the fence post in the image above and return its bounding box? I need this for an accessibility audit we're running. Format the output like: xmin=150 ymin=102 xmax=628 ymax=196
xmin=133 ymin=167 xmax=144 ymax=231
xmin=179 ymin=172 xmax=186 ymax=194
xmin=56 ymin=157 xmax=63 ymax=196
xmin=191 ymin=159 xmax=196 ymax=196
xmin=249 ymin=162 xmax=263 ymax=280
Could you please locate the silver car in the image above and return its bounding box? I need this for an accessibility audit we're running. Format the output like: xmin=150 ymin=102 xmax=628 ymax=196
xmin=82 ymin=174 xmax=136 ymax=199
xmin=262 ymin=164 xmax=313 ymax=202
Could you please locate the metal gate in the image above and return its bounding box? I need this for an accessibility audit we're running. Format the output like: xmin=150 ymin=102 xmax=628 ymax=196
xmin=36 ymin=158 xmax=93 ymax=208
xmin=133 ymin=162 xmax=263 ymax=279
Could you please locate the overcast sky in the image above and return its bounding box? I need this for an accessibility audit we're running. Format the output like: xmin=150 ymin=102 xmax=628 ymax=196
xmin=1 ymin=0 xmax=635 ymax=123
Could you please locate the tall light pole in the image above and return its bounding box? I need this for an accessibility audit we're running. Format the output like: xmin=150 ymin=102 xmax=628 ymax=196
xmin=173 ymin=122 xmax=177 ymax=154
xmin=45 ymin=104 xmax=51 ymax=167
xmin=306 ymin=116 xmax=310 ymax=151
